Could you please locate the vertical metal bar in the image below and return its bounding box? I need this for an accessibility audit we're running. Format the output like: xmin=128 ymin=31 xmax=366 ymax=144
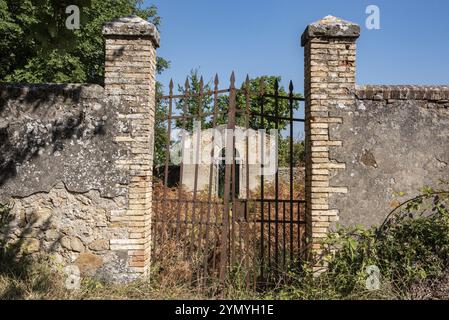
xmin=189 ymin=76 xmax=204 ymax=258
xmin=176 ymin=79 xmax=190 ymax=240
xmin=289 ymin=81 xmax=295 ymax=263
xmin=274 ymin=79 xmax=280 ymax=269
xmin=268 ymin=201 xmax=271 ymax=273
xmin=183 ymin=201 xmax=190 ymax=260
xmin=253 ymin=201 xmax=258 ymax=288
xmin=152 ymin=192 xmax=159 ymax=263
xmin=164 ymin=80 xmax=174 ymax=187
xmin=230 ymin=137 xmax=236 ymax=268
xmin=197 ymin=201 xmax=204 ymax=253
xmin=259 ymin=78 xmax=265 ymax=281
xmin=244 ymin=75 xmax=251 ymax=287
xmin=212 ymin=201 xmax=219 ymax=275
xmin=283 ymin=201 xmax=286 ymax=268
xmin=203 ymin=74 xmax=220 ymax=280
xmin=219 ymin=72 xmax=237 ymax=282
xmin=297 ymin=201 xmax=301 ymax=258
xmin=161 ymin=80 xmax=174 ymax=249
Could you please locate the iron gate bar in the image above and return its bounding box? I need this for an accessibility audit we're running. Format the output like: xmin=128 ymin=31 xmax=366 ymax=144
xmin=175 ymin=78 xmax=190 ymax=241
xmin=250 ymin=113 xmax=305 ymax=123
xmin=188 ymin=76 xmax=203 ymax=265
xmin=268 ymin=201 xmax=271 ymax=272
xmin=219 ymin=72 xmax=237 ymax=282
xmin=289 ymin=80 xmax=295 ymax=263
xmin=160 ymin=79 xmax=174 ymax=249
xmin=244 ymin=75 xmax=251 ymax=286
xmin=274 ymin=79 xmax=280 ymax=269
xmin=159 ymin=91 xmax=305 ymax=101
xmin=297 ymin=201 xmax=301 ymax=256
xmin=230 ymin=73 xmax=238 ymax=273
xmin=203 ymin=74 xmax=220 ymax=281
xmin=263 ymin=93 xmax=304 ymax=101
xmin=259 ymin=77 xmax=265 ymax=280
xmin=159 ymin=88 xmax=230 ymax=100
xmin=282 ymin=202 xmax=287 ymax=267
xmin=252 ymin=199 xmax=306 ymax=203
xmin=152 ymin=214 xmax=304 ymax=226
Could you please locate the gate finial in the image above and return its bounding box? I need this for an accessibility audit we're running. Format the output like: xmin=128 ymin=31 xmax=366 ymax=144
xmin=230 ymin=71 xmax=236 ymax=89
xmin=185 ymin=77 xmax=190 ymax=93
xmin=214 ymin=73 xmax=219 ymax=86
xmin=169 ymin=79 xmax=174 ymax=94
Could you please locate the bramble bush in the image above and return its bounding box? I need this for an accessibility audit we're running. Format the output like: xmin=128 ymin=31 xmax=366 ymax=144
xmin=276 ymin=183 xmax=449 ymax=300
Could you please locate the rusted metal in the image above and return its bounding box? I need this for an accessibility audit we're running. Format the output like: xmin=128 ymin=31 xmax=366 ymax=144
xmin=259 ymin=77 xmax=266 ymax=280
xmin=152 ymin=73 xmax=306 ymax=286
xmin=274 ymin=79 xmax=280 ymax=270
xmin=203 ymin=74 xmax=220 ymax=281
xmin=289 ymin=80 xmax=295 ymax=263
xmin=244 ymin=75 xmax=251 ymax=287
xmin=219 ymin=72 xmax=236 ymax=282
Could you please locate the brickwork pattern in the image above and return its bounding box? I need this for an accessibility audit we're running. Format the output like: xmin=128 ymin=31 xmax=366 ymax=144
xmin=103 ymin=16 xmax=159 ymax=276
xmin=302 ymin=16 xmax=360 ymax=264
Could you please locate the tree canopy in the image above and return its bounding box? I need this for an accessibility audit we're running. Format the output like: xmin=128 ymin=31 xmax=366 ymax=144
xmin=0 ymin=0 xmax=169 ymax=84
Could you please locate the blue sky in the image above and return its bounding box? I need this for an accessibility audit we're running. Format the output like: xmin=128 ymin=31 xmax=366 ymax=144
xmin=144 ymin=0 xmax=449 ymax=95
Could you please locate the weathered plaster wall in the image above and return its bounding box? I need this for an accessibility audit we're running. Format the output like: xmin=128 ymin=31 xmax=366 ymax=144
xmin=330 ymin=85 xmax=449 ymax=227
xmin=0 ymin=84 xmax=128 ymax=199
xmin=0 ymin=15 xmax=160 ymax=282
xmin=301 ymin=17 xmax=449 ymax=265
xmin=0 ymin=84 xmax=134 ymax=282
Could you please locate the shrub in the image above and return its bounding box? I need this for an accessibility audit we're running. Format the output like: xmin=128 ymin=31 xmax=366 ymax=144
xmin=277 ymin=184 xmax=449 ymax=300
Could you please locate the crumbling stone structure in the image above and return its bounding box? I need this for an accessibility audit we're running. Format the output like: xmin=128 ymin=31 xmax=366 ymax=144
xmin=301 ymin=16 xmax=449 ymax=261
xmin=0 ymin=16 xmax=159 ymax=282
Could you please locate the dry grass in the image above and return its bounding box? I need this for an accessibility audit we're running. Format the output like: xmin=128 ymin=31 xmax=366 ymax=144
xmin=0 ymin=255 xmax=262 ymax=300
xmin=151 ymin=171 xmax=306 ymax=289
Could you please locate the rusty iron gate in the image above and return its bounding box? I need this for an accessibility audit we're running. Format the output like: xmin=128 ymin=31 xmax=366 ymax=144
xmin=152 ymin=72 xmax=306 ymax=286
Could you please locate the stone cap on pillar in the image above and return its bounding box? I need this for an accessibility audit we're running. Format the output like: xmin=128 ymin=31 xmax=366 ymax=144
xmin=102 ymin=15 xmax=160 ymax=47
xmin=301 ymin=15 xmax=360 ymax=47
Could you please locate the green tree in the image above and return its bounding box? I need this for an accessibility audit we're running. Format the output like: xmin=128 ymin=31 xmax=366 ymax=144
xmin=175 ymin=69 xmax=214 ymax=131
xmin=278 ymin=138 xmax=305 ymax=167
xmin=172 ymin=73 xmax=302 ymax=130
xmin=0 ymin=0 xmax=169 ymax=84
xmin=155 ymin=72 xmax=305 ymax=168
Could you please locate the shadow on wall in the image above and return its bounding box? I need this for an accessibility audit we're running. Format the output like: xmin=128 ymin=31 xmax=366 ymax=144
xmin=0 ymin=84 xmax=106 ymax=187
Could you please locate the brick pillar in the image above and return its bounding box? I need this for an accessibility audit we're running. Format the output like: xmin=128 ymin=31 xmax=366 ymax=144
xmin=102 ymin=16 xmax=159 ymax=279
xmin=301 ymin=16 xmax=360 ymax=267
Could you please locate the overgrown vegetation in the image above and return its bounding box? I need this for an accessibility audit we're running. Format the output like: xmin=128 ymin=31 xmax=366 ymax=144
xmin=1 ymin=184 xmax=448 ymax=300
xmin=276 ymin=184 xmax=449 ymax=300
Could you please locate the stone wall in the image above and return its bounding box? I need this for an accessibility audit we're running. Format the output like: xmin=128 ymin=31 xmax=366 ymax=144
xmin=0 ymin=84 xmax=126 ymax=198
xmin=0 ymin=15 xmax=159 ymax=282
xmin=301 ymin=16 xmax=449 ymax=263
xmin=331 ymin=85 xmax=449 ymax=227
xmin=0 ymin=83 xmax=131 ymax=281
xmin=1 ymin=13 xmax=448 ymax=281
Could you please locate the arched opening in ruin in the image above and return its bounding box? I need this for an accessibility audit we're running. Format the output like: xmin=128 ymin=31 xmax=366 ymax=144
xmin=217 ymin=148 xmax=241 ymax=199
